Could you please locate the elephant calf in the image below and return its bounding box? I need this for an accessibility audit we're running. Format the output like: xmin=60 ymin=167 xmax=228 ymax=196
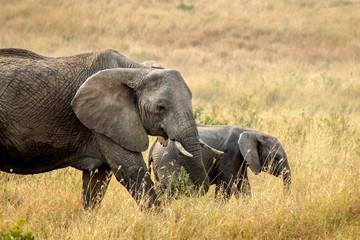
xmin=149 ymin=124 xmax=291 ymax=198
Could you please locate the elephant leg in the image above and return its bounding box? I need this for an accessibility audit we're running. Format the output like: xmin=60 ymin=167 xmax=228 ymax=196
xmin=213 ymin=173 xmax=232 ymax=200
xmin=82 ymin=165 xmax=112 ymax=209
xmin=113 ymin=159 xmax=158 ymax=209
xmin=214 ymin=184 xmax=221 ymax=198
xmin=235 ymin=178 xmax=251 ymax=198
xmin=235 ymin=164 xmax=251 ymax=198
xmin=223 ymin=178 xmax=235 ymax=200
xmin=95 ymin=133 xmax=159 ymax=209
xmin=214 ymin=180 xmax=232 ymax=200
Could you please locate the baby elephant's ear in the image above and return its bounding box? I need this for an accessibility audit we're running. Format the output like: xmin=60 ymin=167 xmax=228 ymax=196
xmin=71 ymin=68 xmax=149 ymax=152
xmin=238 ymin=132 xmax=261 ymax=175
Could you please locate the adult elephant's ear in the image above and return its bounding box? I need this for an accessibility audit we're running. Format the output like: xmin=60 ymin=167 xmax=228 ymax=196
xmin=238 ymin=132 xmax=261 ymax=175
xmin=71 ymin=68 xmax=148 ymax=152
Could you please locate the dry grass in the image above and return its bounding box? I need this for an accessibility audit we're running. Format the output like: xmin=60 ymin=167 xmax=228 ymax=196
xmin=1 ymin=0 xmax=360 ymax=239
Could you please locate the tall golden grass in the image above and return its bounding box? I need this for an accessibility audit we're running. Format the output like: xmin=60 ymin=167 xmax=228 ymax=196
xmin=1 ymin=0 xmax=360 ymax=239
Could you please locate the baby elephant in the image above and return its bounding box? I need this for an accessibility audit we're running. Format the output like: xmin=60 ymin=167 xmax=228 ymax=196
xmin=148 ymin=124 xmax=291 ymax=198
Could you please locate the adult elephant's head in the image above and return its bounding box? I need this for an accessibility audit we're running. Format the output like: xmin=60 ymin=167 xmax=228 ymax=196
xmin=71 ymin=68 xmax=210 ymax=192
xmin=238 ymin=131 xmax=291 ymax=189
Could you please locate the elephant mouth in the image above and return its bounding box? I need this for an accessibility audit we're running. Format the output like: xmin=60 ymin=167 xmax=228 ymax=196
xmin=262 ymin=164 xmax=280 ymax=176
xmin=157 ymin=136 xmax=194 ymax=157
xmin=269 ymin=166 xmax=282 ymax=177
xmin=265 ymin=164 xmax=289 ymax=179
xmin=157 ymin=136 xmax=169 ymax=147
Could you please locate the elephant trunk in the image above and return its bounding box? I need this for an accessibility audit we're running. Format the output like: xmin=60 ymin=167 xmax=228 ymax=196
xmin=281 ymin=161 xmax=291 ymax=194
xmin=176 ymin=123 xmax=210 ymax=194
xmin=282 ymin=169 xmax=291 ymax=185
xmin=182 ymin=136 xmax=210 ymax=193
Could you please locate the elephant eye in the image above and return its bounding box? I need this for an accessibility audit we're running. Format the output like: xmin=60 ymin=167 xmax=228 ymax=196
xmin=156 ymin=102 xmax=166 ymax=112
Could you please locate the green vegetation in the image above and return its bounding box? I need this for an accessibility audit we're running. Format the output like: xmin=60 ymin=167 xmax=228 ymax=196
xmin=1 ymin=0 xmax=360 ymax=239
xmin=157 ymin=167 xmax=198 ymax=200
xmin=194 ymin=107 xmax=229 ymax=125
xmin=0 ymin=218 xmax=34 ymax=240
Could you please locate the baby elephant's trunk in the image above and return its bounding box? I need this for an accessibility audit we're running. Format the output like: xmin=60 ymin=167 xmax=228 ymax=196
xmin=282 ymin=163 xmax=291 ymax=194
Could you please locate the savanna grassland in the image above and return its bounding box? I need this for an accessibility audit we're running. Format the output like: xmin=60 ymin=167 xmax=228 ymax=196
xmin=1 ymin=0 xmax=360 ymax=239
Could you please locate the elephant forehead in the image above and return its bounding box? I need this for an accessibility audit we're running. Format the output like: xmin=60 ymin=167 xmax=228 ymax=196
xmin=146 ymin=69 xmax=181 ymax=80
xmin=141 ymin=83 xmax=192 ymax=105
xmin=144 ymin=70 xmax=192 ymax=95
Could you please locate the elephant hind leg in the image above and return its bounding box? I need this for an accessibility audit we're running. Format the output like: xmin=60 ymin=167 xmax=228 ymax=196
xmin=82 ymin=165 xmax=112 ymax=209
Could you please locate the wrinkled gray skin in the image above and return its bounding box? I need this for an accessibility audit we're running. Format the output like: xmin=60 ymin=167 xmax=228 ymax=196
xmin=149 ymin=124 xmax=291 ymax=198
xmin=0 ymin=48 xmax=210 ymax=209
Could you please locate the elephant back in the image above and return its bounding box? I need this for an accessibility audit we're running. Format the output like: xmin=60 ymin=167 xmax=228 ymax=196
xmin=0 ymin=48 xmax=48 ymax=60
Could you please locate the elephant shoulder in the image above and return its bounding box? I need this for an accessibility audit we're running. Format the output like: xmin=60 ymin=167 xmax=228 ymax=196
xmin=224 ymin=126 xmax=241 ymax=140
xmin=223 ymin=127 xmax=244 ymax=152
xmin=99 ymin=49 xmax=124 ymax=62
xmin=0 ymin=48 xmax=48 ymax=60
xmin=102 ymin=49 xmax=121 ymax=56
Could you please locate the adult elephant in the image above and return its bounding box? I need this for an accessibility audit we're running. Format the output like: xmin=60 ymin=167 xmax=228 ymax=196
xmin=0 ymin=48 xmax=210 ymax=209
xmin=149 ymin=124 xmax=291 ymax=198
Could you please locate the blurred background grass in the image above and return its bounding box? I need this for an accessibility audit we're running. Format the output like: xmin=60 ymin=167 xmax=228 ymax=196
xmin=1 ymin=0 xmax=360 ymax=239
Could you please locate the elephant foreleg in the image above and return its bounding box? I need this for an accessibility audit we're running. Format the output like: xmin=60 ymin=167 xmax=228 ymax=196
xmin=112 ymin=156 xmax=156 ymax=207
xmin=214 ymin=181 xmax=232 ymax=200
xmin=214 ymin=184 xmax=221 ymax=198
xmin=235 ymin=164 xmax=251 ymax=198
xmin=235 ymin=178 xmax=251 ymax=198
xmin=95 ymin=133 xmax=159 ymax=209
xmin=82 ymin=165 xmax=112 ymax=209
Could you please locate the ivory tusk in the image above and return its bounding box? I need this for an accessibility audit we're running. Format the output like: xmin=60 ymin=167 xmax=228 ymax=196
xmin=174 ymin=141 xmax=193 ymax=158
xmin=199 ymin=139 xmax=224 ymax=154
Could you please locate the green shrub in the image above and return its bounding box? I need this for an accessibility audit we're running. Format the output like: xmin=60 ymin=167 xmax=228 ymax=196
xmin=0 ymin=217 xmax=34 ymax=240
xmin=177 ymin=2 xmax=194 ymax=11
xmin=194 ymin=107 xmax=228 ymax=125
xmin=159 ymin=167 xmax=198 ymax=200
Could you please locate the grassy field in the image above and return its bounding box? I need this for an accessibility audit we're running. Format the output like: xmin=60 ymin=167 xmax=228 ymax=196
xmin=1 ymin=0 xmax=360 ymax=239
